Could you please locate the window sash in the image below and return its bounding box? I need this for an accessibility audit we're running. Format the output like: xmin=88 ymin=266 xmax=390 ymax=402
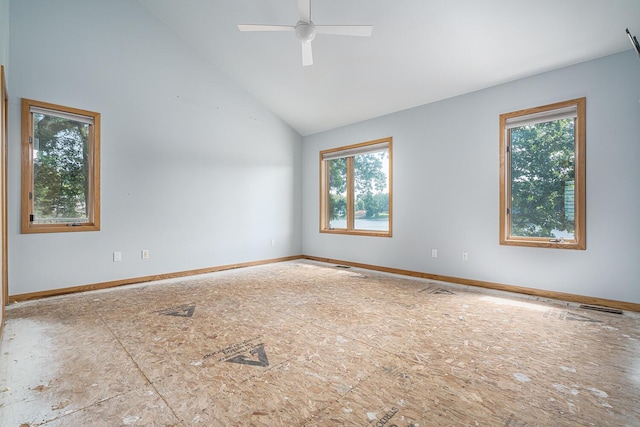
xmin=504 ymin=105 xmax=577 ymax=129
xmin=30 ymin=106 xmax=94 ymax=125
xmin=321 ymin=141 xmax=389 ymax=160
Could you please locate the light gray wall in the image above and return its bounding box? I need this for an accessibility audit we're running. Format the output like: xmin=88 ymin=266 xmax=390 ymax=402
xmin=0 ymin=0 xmax=8 ymax=69
xmin=302 ymin=51 xmax=640 ymax=304
xmin=8 ymin=0 xmax=302 ymax=295
xmin=6 ymin=1 xmax=640 ymax=305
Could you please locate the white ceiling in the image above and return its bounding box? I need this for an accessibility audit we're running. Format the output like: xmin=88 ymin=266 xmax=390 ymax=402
xmin=139 ymin=0 xmax=640 ymax=136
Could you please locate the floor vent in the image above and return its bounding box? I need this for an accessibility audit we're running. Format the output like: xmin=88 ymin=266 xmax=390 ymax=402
xmin=335 ymin=265 xmax=351 ymax=269
xmin=579 ymin=305 xmax=623 ymax=315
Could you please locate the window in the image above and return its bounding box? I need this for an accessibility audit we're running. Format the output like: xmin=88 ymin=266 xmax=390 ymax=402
xmin=320 ymin=137 xmax=392 ymax=237
xmin=21 ymin=99 xmax=100 ymax=233
xmin=500 ymin=98 xmax=585 ymax=249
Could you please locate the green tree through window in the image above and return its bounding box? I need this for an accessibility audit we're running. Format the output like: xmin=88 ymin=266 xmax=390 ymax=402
xmin=510 ymin=118 xmax=575 ymax=238
xmin=328 ymin=157 xmax=347 ymax=222
xmin=33 ymin=113 xmax=90 ymax=222
xmin=353 ymin=151 xmax=388 ymax=221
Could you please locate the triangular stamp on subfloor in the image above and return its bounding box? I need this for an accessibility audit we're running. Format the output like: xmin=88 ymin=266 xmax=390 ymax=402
xmin=225 ymin=345 xmax=269 ymax=367
xmin=431 ymin=288 xmax=455 ymax=295
xmin=566 ymin=312 xmax=602 ymax=323
xmin=156 ymin=304 xmax=196 ymax=318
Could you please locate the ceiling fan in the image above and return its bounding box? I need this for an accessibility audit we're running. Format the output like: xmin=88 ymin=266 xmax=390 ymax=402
xmin=238 ymin=0 xmax=373 ymax=66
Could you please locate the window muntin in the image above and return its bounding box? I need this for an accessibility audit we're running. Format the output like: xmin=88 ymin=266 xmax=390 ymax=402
xmin=500 ymin=98 xmax=585 ymax=249
xmin=22 ymin=99 xmax=100 ymax=233
xmin=320 ymin=137 xmax=392 ymax=237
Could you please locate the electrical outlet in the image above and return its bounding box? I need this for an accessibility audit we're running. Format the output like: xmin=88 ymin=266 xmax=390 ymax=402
xmin=141 ymin=249 xmax=149 ymax=259
xmin=461 ymin=251 xmax=469 ymax=261
xmin=431 ymin=248 xmax=438 ymax=258
xmin=271 ymin=239 xmax=276 ymax=246
xmin=113 ymin=251 xmax=122 ymax=262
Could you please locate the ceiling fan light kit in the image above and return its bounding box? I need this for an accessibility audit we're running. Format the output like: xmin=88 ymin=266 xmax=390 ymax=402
xmin=238 ymin=0 xmax=373 ymax=66
xmin=295 ymin=21 xmax=316 ymax=43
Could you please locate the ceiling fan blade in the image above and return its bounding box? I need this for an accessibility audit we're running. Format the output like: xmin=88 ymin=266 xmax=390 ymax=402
xmin=238 ymin=24 xmax=295 ymax=32
xmin=298 ymin=0 xmax=311 ymax=23
xmin=315 ymin=25 xmax=373 ymax=37
xmin=301 ymin=42 xmax=313 ymax=66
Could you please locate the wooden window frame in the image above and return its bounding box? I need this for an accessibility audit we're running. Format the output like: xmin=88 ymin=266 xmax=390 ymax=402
xmin=499 ymin=98 xmax=586 ymax=249
xmin=1 ymin=65 xmax=7 ymax=315
xmin=21 ymin=98 xmax=101 ymax=233
xmin=319 ymin=137 xmax=392 ymax=237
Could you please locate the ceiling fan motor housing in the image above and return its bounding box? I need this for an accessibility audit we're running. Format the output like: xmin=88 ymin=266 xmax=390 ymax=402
xmin=295 ymin=21 xmax=316 ymax=43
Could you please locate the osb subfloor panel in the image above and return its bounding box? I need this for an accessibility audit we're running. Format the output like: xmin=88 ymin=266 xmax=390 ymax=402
xmin=1 ymin=261 xmax=639 ymax=426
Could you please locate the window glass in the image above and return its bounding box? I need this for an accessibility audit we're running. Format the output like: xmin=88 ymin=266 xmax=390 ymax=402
xmin=328 ymin=157 xmax=347 ymax=229
xmin=353 ymin=150 xmax=389 ymax=232
xmin=509 ymin=117 xmax=575 ymax=239
xmin=32 ymin=111 xmax=91 ymax=224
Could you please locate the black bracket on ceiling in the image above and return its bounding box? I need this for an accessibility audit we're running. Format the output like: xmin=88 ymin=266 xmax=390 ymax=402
xmin=626 ymin=28 xmax=640 ymax=58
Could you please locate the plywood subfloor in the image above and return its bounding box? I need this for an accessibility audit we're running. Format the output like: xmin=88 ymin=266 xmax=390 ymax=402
xmin=1 ymin=261 xmax=639 ymax=426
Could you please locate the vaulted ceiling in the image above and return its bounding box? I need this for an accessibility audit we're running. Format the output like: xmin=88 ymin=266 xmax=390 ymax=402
xmin=139 ymin=0 xmax=640 ymax=136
